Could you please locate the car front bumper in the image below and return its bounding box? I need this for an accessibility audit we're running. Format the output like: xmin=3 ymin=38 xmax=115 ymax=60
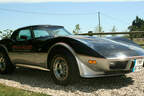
xmin=76 ymin=54 xmax=144 ymax=78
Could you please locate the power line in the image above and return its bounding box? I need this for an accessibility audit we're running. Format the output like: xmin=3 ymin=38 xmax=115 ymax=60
xmin=0 ymin=8 xmax=98 ymax=15
xmin=100 ymin=12 xmax=129 ymax=25
xmin=0 ymin=7 xmax=130 ymax=31
xmin=0 ymin=7 xmax=129 ymax=25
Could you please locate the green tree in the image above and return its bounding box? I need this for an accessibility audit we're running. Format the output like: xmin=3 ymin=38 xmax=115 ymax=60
xmin=73 ymin=24 xmax=81 ymax=34
xmin=128 ymin=16 xmax=144 ymax=38
xmin=0 ymin=29 xmax=13 ymax=39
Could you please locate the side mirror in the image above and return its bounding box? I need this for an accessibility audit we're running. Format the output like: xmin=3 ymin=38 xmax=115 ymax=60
xmin=20 ymin=35 xmax=28 ymax=40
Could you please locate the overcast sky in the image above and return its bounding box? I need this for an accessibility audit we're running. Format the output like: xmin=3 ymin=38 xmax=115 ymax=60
xmin=0 ymin=0 xmax=144 ymax=33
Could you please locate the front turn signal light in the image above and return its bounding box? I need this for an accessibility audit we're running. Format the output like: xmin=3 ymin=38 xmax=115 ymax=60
xmin=88 ymin=60 xmax=96 ymax=64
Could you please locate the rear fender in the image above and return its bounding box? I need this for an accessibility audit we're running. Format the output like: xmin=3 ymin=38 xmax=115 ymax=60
xmin=0 ymin=44 xmax=12 ymax=63
xmin=0 ymin=44 xmax=8 ymax=54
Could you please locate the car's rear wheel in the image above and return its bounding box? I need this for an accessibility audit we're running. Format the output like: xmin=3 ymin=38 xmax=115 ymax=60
xmin=0 ymin=50 xmax=15 ymax=74
xmin=50 ymin=48 xmax=80 ymax=86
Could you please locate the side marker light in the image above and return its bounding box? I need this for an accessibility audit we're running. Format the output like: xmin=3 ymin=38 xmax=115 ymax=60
xmin=88 ymin=60 xmax=96 ymax=64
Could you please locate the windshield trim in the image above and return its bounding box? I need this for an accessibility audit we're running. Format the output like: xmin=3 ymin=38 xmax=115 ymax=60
xmin=47 ymin=28 xmax=72 ymax=36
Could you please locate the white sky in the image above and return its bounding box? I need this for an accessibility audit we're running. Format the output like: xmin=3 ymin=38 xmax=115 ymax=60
xmin=0 ymin=0 xmax=143 ymax=3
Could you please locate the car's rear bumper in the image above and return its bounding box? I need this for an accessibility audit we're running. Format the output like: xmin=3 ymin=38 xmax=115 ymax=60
xmin=76 ymin=54 xmax=144 ymax=78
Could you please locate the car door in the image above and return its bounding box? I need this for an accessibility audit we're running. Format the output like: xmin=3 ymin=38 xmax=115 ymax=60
xmin=9 ymin=28 xmax=34 ymax=65
xmin=31 ymin=27 xmax=52 ymax=51
xmin=9 ymin=27 xmax=52 ymax=68
xmin=29 ymin=27 xmax=52 ymax=67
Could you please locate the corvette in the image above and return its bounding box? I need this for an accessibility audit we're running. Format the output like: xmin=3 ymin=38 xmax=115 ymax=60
xmin=0 ymin=25 xmax=144 ymax=85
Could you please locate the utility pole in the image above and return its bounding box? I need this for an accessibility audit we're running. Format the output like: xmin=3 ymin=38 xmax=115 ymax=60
xmin=98 ymin=12 xmax=101 ymax=37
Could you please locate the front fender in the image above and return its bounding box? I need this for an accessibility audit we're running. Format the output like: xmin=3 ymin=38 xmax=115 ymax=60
xmin=47 ymin=42 xmax=101 ymax=77
xmin=47 ymin=42 xmax=77 ymax=68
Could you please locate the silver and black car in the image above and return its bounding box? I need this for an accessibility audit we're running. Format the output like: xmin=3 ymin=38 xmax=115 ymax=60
xmin=0 ymin=25 xmax=144 ymax=85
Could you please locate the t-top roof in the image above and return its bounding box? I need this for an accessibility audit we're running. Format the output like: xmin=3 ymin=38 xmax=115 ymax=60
xmin=16 ymin=25 xmax=64 ymax=30
xmin=24 ymin=25 xmax=64 ymax=28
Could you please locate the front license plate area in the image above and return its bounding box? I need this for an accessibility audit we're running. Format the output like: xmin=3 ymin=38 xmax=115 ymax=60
xmin=134 ymin=59 xmax=143 ymax=72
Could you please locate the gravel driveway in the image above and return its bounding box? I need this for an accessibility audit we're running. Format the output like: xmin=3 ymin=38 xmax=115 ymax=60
xmin=0 ymin=67 xmax=144 ymax=96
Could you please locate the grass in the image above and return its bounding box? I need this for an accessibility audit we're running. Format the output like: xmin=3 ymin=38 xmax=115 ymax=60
xmin=133 ymin=40 xmax=144 ymax=44
xmin=0 ymin=84 xmax=49 ymax=96
xmin=133 ymin=39 xmax=144 ymax=48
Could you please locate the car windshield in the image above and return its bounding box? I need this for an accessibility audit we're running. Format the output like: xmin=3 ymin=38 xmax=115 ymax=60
xmin=48 ymin=28 xmax=72 ymax=36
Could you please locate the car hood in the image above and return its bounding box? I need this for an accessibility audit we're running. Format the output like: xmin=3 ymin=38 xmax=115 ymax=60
xmin=68 ymin=35 xmax=144 ymax=59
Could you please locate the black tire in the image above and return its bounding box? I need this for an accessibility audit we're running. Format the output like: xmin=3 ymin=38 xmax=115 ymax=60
xmin=50 ymin=48 xmax=80 ymax=86
xmin=0 ymin=50 xmax=15 ymax=74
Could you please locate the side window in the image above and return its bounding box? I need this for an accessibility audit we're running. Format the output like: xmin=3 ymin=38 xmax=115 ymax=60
xmin=16 ymin=29 xmax=31 ymax=41
xmin=33 ymin=29 xmax=50 ymax=38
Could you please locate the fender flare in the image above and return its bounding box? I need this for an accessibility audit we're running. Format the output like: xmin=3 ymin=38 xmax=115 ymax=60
xmin=0 ymin=44 xmax=8 ymax=54
xmin=47 ymin=42 xmax=78 ymax=68
xmin=0 ymin=44 xmax=12 ymax=63
xmin=47 ymin=42 xmax=94 ymax=77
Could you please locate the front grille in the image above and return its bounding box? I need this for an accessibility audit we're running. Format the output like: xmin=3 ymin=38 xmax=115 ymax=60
xmin=110 ymin=61 xmax=128 ymax=70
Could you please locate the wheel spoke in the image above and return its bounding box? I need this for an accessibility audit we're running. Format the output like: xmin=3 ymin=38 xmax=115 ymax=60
xmin=53 ymin=56 xmax=68 ymax=81
xmin=0 ymin=52 xmax=6 ymax=71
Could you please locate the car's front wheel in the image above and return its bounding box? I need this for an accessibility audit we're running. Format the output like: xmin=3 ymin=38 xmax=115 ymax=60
xmin=50 ymin=48 xmax=80 ymax=86
xmin=0 ymin=50 xmax=15 ymax=74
